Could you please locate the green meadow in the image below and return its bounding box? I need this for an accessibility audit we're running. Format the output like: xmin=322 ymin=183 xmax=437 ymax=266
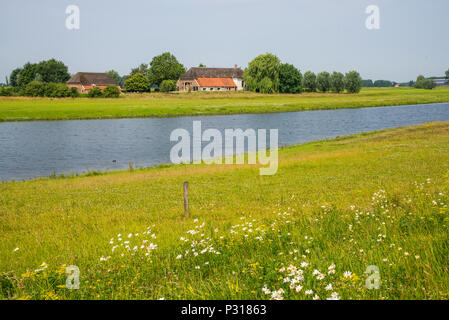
xmin=0 ymin=121 xmax=448 ymax=300
xmin=1 ymin=87 xmax=449 ymax=121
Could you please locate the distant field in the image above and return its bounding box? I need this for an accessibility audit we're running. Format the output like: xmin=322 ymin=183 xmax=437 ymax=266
xmin=1 ymin=87 xmax=449 ymax=121
xmin=1 ymin=122 xmax=448 ymax=299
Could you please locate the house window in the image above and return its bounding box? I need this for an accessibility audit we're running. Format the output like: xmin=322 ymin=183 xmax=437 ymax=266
xmin=210 ymin=88 xmax=213 ymax=91
xmin=217 ymin=88 xmax=221 ymax=91
xmin=203 ymin=88 xmax=206 ymax=91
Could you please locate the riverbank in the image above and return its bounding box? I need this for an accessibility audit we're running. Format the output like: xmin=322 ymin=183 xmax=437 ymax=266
xmin=1 ymin=87 xmax=449 ymax=122
xmin=1 ymin=121 xmax=448 ymax=299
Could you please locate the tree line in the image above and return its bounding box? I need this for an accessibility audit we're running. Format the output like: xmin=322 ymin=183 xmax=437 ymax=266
xmin=1 ymin=54 xmax=447 ymax=97
xmin=243 ymin=53 xmax=362 ymax=94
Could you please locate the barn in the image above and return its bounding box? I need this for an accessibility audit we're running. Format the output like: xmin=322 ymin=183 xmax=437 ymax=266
xmin=67 ymin=72 xmax=120 ymax=93
xmin=177 ymin=66 xmax=245 ymax=92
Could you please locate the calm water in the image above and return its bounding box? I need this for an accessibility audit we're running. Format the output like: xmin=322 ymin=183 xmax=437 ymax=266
xmin=1 ymin=103 xmax=449 ymax=181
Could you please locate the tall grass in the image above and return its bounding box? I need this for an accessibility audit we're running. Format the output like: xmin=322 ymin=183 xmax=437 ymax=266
xmin=1 ymin=87 xmax=449 ymax=121
xmin=0 ymin=122 xmax=448 ymax=299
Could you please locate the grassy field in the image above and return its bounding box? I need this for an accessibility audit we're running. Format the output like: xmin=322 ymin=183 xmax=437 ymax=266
xmin=1 ymin=87 xmax=449 ymax=121
xmin=0 ymin=121 xmax=448 ymax=300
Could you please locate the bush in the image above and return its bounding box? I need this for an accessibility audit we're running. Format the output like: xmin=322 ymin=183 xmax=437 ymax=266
xmin=103 ymin=85 xmax=121 ymax=98
xmin=45 ymin=83 xmax=71 ymax=97
xmin=70 ymin=87 xmax=79 ymax=97
xmin=124 ymin=73 xmax=151 ymax=92
xmin=0 ymin=86 xmax=15 ymax=96
xmin=87 ymin=87 xmax=103 ymax=98
xmin=159 ymin=80 xmax=177 ymax=93
xmin=302 ymin=71 xmax=316 ymax=92
xmin=23 ymin=81 xmax=46 ymax=97
xmin=344 ymin=71 xmax=362 ymax=93
xmin=316 ymin=71 xmax=331 ymax=92
xmin=415 ymin=75 xmax=436 ymax=90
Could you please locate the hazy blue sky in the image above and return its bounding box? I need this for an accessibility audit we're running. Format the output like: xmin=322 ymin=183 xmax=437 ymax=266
xmin=0 ymin=0 xmax=448 ymax=83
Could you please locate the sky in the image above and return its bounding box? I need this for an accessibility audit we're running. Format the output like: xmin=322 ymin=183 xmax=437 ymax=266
xmin=0 ymin=0 xmax=448 ymax=83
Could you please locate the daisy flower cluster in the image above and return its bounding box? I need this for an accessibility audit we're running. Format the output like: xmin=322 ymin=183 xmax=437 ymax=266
xmin=100 ymin=226 xmax=157 ymax=261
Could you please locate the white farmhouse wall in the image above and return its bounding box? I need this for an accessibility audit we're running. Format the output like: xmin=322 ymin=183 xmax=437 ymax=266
xmin=232 ymin=78 xmax=245 ymax=91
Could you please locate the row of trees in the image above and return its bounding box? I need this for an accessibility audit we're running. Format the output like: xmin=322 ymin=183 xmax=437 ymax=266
xmin=243 ymin=53 xmax=362 ymax=94
xmin=362 ymin=79 xmax=397 ymax=87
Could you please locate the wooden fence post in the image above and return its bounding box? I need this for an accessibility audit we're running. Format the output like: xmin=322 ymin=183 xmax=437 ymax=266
xmin=183 ymin=181 xmax=189 ymax=217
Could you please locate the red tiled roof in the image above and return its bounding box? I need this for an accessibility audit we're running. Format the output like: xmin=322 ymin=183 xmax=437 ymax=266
xmin=196 ymin=78 xmax=237 ymax=87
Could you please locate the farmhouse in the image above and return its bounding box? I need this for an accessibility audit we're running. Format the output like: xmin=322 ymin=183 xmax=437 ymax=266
xmin=177 ymin=66 xmax=245 ymax=92
xmin=67 ymin=72 xmax=120 ymax=93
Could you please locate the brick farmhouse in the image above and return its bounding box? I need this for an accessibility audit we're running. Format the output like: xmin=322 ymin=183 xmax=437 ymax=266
xmin=67 ymin=72 xmax=120 ymax=94
xmin=177 ymin=66 xmax=245 ymax=92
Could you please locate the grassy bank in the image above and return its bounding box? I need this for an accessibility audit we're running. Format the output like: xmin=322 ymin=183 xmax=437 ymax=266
xmin=0 ymin=122 xmax=448 ymax=300
xmin=1 ymin=87 xmax=449 ymax=122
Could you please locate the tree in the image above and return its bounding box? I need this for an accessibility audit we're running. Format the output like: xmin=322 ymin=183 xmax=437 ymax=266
xmin=414 ymin=75 xmax=436 ymax=90
xmin=9 ymin=68 xmax=22 ymax=87
xmin=316 ymin=71 xmax=331 ymax=92
xmin=17 ymin=63 xmax=38 ymax=88
xmin=34 ymin=59 xmax=70 ymax=83
xmin=302 ymin=71 xmax=317 ymax=92
xmin=147 ymin=52 xmax=186 ymax=88
xmin=10 ymin=59 xmax=70 ymax=88
xmin=279 ymin=63 xmax=302 ymax=93
xmin=373 ymin=80 xmax=393 ymax=87
xmin=344 ymin=71 xmax=362 ymax=93
xmin=159 ymin=80 xmax=177 ymax=93
xmin=362 ymin=79 xmax=374 ymax=87
xmin=445 ymin=69 xmax=449 ymax=80
xmin=330 ymin=72 xmax=345 ymax=93
xmin=130 ymin=64 xmax=150 ymax=78
xmin=124 ymin=73 xmax=151 ymax=92
xmin=103 ymin=85 xmax=121 ymax=98
xmin=106 ymin=70 xmax=121 ymax=85
xmin=198 ymin=63 xmax=206 ymax=67
xmin=244 ymin=53 xmax=280 ymax=93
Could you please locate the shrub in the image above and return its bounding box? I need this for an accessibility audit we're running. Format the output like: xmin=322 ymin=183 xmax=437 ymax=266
xmin=87 ymin=87 xmax=103 ymax=98
xmin=415 ymin=75 xmax=436 ymax=90
xmin=0 ymin=86 xmax=15 ymax=96
xmin=23 ymin=81 xmax=46 ymax=97
xmin=316 ymin=71 xmax=331 ymax=92
xmin=302 ymin=71 xmax=317 ymax=92
xmin=344 ymin=71 xmax=362 ymax=93
xmin=103 ymin=85 xmax=121 ymax=98
xmin=45 ymin=83 xmax=71 ymax=97
xmin=159 ymin=80 xmax=177 ymax=93
xmin=124 ymin=73 xmax=151 ymax=93
xmin=70 ymin=87 xmax=79 ymax=97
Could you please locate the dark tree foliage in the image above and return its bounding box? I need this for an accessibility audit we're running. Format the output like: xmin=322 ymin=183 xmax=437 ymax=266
xmin=148 ymin=52 xmax=186 ymax=88
xmin=10 ymin=59 xmax=70 ymax=88
xmin=279 ymin=63 xmax=302 ymax=94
